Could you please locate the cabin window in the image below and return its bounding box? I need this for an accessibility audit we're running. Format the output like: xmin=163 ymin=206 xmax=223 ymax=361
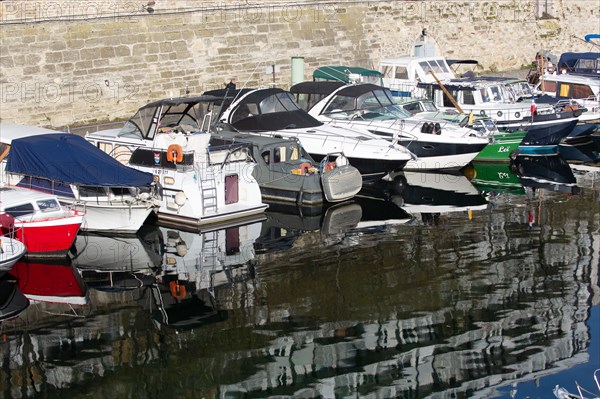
xmin=79 ymin=186 xmax=107 ymax=197
xmin=4 ymin=203 xmax=35 ymax=218
xmin=290 ymin=146 xmax=299 ymax=160
xmin=489 ymin=87 xmax=502 ymax=102
xmin=261 ymin=150 xmax=270 ymax=164
xmin=479 ymin=88 xmax=490 ymax=103
xmin=403 ymin=102 xmax=422 ymax=115
xmin=225 ymin=174 xmax=239 ymax=205
xmin=571 ymin=84 xmax=594 ymax=99
xmin=559 ymin=83 xmax=570 ymax=97
xmin=276 ymin=147 xmax=286 ymax=162
xmin=394 ymin=67 xmax=408 ymax=79
xmin=418 ymin=61 xmax=433 ymax=75
xmin=97 ymin=142 xmax=112 ymax=155
xmin=442 ymin=91 xmax=458 ymax=107
xmin=463 ymin=90 xmax=476 ymax=105
xmin=540 ymin=80 xmax=557 ymax=93
xmin=273 ymin=147 xmax=281 ymax=163
xmin=36 ymin=199 xmax=61 ymax=212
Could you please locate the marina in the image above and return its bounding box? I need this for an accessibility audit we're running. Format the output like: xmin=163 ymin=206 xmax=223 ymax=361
xmin=1 ymin=1 xmax=599 ymax=397
xmin=0 ymin=148 xmax=599 ymax=398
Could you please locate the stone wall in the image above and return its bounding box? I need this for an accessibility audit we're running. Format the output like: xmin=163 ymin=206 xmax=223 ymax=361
xmin=0 ymin=0 xmax=598 ymax=127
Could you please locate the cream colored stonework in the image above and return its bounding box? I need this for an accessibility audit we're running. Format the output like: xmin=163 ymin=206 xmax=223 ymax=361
xmin=0 ymin=0 xmax=598 ymax=127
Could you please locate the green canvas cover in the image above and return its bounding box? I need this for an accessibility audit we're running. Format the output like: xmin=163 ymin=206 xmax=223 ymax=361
xmin=313 ymin=66 xmax=383 ymax=83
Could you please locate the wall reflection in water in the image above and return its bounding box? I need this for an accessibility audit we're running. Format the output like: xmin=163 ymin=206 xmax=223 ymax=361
xmin=0 ymin=158 xmax=598 ymax=399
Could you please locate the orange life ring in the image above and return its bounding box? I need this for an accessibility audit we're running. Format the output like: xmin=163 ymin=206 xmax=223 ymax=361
xmin=169 ymin=281 xmax=187 ymax=299
xmin=299 ymin=162 xmax=312 ymax=175
xmin=166 ymin=144 xmax=183 ymax=163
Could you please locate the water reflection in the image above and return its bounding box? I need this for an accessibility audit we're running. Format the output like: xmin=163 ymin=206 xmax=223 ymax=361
xmin=0 ymin=164 xmax=598 ymax=398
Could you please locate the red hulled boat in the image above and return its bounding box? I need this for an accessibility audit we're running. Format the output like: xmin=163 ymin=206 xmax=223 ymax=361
xmin=0 ymin=186 xmax=83 ymax=257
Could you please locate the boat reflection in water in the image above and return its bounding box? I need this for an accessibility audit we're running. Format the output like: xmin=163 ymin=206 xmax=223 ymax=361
xmin=0 ymin=163 xmax=598 ymax=398
xmin=511 ymin=153 xmax=579 ymax=194
xmin=9 ymin=257 xmax=88 ymax=306
xmin=140 ymin=220 xmax=263 ymax=331
xmin=0 ymin=273 xmax=29 ymax=322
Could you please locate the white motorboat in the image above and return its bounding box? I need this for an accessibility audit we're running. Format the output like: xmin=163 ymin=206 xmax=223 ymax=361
xmin=290 ymin=81 xmax=489 ymax=171
xmin=1 ymin=128 xmax=160 ymax=234
xmin=85 ymin=96 xmax=268 ymax=230
xmin=534 ymin=73 xmax=600 ymax=124
xmin=215 ymin=88 xmax=415 ymax=181
xmin=0 ymin=236 xmax=26 ymax=273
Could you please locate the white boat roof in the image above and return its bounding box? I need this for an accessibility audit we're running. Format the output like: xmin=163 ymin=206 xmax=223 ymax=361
xmin=0 ymin=186 xmax=58 ymax=208
xmin=379 ymin=55 xmax=449 ymax=66
xmin=540 ymin=73 xmax=600 ymax=87
xmin=0 ymin=123 xmax=60 ymax=145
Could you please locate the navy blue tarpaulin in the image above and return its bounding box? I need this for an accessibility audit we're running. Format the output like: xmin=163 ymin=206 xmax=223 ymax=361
xmin=6 ymin=133 xmax=153 ymax=187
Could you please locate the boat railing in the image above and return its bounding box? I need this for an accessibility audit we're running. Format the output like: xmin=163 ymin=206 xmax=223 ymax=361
xmin=206 ymin=142 xmax=252 ymax=169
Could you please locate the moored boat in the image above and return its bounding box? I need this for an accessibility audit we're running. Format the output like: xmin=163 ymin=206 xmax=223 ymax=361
xmin=0 ymin=186 xmax=83 ymax=257
xmin=1 ymin=127 xmax=161 ymax=234
xmin=214 ymin=88 xmax=415 ymax=180
xmin=0 ymin=236 xmax=26 ymax=274
xmin=85 ymin=96 xmax=268 ymax=230
xmin=289 ymin=81 xmax=488 ymax=171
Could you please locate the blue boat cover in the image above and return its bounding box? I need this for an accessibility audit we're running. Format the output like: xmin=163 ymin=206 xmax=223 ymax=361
xmin=557 ymin=52 xmax=600 ymax=75
xmin=6 ymin=134 xmax=153 ymax=187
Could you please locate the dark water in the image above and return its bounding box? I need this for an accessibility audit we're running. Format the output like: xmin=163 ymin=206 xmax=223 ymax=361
xmin=1 ymin=153 xmax=599 ymax=399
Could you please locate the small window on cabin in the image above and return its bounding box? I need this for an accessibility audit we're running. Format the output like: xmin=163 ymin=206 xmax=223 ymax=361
xmin=4 ymin=203 xmax=35 ymax=218
xmin=442 ymin=91 xmax=456 ymax=107
xmin=463 ymin=90 xmax=476 ymax=105
xmin=273 ymin=147 xmax=281 ymax=163
xmin=541 ymin=81 xmax=557 ymax=93
xmin=394 ymin=67 xmax=408 ymax=79
xmin=98 ymin=142 xmax=112 ymax=155
xmin=278 ymin=147 xmax=286 ymax=162
xmin=403 ymin=102 xmax=421 ymax=115
xmin=571 ymin=84 xmax=593 ymax=99
xmin=419 ymin=61 xmax=432 ymax=75
xmin=381 ymin=66 xmax=391 ymax=78
xmin=261 ymin=150 xmax=270 ymax=164
xmin=559 ymin=83 xmax=571 ymax=97
xmin=36 ymin=199 xmax=60 ymax=212
xmin=290 ymin=146 xmax=299 ymax=160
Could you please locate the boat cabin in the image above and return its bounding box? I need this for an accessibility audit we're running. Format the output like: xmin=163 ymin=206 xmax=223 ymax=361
xmin=0 ymin=186 xmax=70 ymax=222
xmin=378 ymin=56 xmax=455 ymax=97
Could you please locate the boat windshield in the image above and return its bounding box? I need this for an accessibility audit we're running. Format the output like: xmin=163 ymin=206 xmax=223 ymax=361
xmin=506 ymin=81 xmax=533 ymax=100
xmin=257 ymin=92 xmax=301 ymax=115
xmin=471 ymin=118 xmax=498 ymax=134
xmin=323 ymin=88 xmax=413 ymax=120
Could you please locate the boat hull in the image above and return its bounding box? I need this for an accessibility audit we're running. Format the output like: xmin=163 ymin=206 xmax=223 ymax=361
xmin=66 ymin=201 xmax=154 ymax=234
xmin=475 ymin=132 xmax=525 ymax=162
xmin=14 ymin=216 xmax=82 ymax=256
xmin=0 ymin=238 xmax=27 ymax=272
xmin=515 ymin=118 xmax=579 ymax=147
xmin=309 ymin=154 xmax=408 ymax=181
